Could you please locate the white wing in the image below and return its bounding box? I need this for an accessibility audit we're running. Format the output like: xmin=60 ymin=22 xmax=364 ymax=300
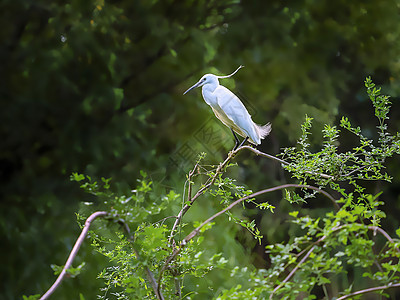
xmin=213 ymin=86 xmax=261 ymax=144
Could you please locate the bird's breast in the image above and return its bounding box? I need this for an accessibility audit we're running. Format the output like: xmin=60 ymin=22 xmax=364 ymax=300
xmin=201 ymin=87 xmax=219 ymax=107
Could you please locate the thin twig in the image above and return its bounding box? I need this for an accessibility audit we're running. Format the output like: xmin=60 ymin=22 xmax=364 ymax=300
xmin=341 ymin=162 xmax=380 ymax=178
xmin=240 ymin=145 xmax=334 ymax=180
xmin=336 ymin=282 xmax=400 ymax=300
xmin=168 ymin=149 xmax=238 ymax=244
xmin=40 ymin=211 xmax=108 ymax=300
xmin=240 ymin=145 xmax=290 ymax=165
xmin=368 ymin=225 xmax=400 ymax=253
xmin=269 ymin=225 xmax=347 ymax=299
xmin=187 ymin=162 xmax=198 ymax=203
xmin=270 ymin=245 xmax=317 ymax=299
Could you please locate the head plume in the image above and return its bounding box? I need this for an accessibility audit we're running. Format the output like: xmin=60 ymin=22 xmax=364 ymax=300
xmin=216 ymin=65 xmax=244 ymax=79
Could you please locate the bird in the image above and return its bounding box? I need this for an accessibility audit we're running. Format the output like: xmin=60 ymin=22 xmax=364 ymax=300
xmin=183 ymin=66 xmax=271 ymax=150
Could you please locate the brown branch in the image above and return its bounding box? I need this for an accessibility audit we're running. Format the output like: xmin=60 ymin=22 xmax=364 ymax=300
xmin=336 ymin=282 xmax=400 ymax=300
xmin=40 ymin=211 xmax=108 ymax=300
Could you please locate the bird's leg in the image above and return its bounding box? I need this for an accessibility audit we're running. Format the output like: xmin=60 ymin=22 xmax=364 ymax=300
xmin=238 ymin=136 xmax=249 ymax=148
xmin=231 ymin=128 xmax=240 ymax=150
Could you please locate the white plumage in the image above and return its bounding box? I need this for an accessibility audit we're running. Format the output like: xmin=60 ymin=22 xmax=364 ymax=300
xmin=184 ymin=66 xmax=271 ymax=147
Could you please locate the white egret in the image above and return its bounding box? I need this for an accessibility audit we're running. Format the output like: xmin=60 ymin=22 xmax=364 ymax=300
xmin=183 ymin=66 xmax=271 ymax=149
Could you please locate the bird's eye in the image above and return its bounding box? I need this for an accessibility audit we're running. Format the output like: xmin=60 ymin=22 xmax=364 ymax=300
xmin=202 ymin=78 xmax=206 ymax=81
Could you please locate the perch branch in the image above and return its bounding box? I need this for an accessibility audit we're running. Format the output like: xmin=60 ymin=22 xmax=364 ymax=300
xmin=169 ymin=145 xmax=337 ymax=244
xmin=168 ymin=148 xmax=238 ymax=244
xmin=240 ymin=145 xmax=334 ymax=180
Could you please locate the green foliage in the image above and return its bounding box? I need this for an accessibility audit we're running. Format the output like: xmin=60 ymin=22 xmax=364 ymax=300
xmin=22 ymin=295 xmax=40 ymax=300
xmin=51 ymin=262 xmax=86 ymax=278
xmin=281 ymin=78 xmax=399 ymax=227
xmin=50 ymin=79 xmax=400 ymax=299
xmin=69 ymin=169 xmax=232 ymax=299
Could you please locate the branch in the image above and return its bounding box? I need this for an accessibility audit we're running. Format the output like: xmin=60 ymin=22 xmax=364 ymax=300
xmin=269 ymin=226 xmax=348 ymax=299
xmin=368 ymin=225 xmax=400 ymax=253
xmin=240 ymin=145 xmax=334 ymax=180
xmin=40 ymin=211 xmax=108 ymax=300
xmin=168 ymin=148 xmax=238 ymax=244
xmin=336 ymin=282 xmax=400 ymax=300
xmin=270 ymin=244 xmax=317 ymax=299
xmin=168 ymin=161 xmax=199 ymax=245
xmin=340 ymin=161 xmax=382 ymax=179
xmin=168 ymin=145 xmax=337 ymax=244
xmin=158 ymin=183 xmax=338 ymax=295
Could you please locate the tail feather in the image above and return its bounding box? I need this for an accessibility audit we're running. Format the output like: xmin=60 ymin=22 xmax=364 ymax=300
xmin=256 ymin=123 xmax=272 ymax=140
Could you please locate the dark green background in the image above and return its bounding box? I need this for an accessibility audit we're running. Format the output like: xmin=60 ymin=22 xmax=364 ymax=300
xmin=1 ymin=0 xmax=400 ymax=298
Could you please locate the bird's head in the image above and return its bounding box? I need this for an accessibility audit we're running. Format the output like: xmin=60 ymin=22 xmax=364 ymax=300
xmin=183 ymin=65 xmax=244 ymax=95
xmin=183 ymin=74 xmax=218 ymax=95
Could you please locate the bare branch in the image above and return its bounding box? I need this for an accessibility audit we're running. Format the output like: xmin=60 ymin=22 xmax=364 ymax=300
xmin=336 ymin=282 xmax=400 ymax=300
xmin=40 ymin=211 xmax=108 ymax=300
xmin=240 ymin=145 xmax=290 ymax=165
xmin=368 ymin=226 xmax=400 ymax=253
